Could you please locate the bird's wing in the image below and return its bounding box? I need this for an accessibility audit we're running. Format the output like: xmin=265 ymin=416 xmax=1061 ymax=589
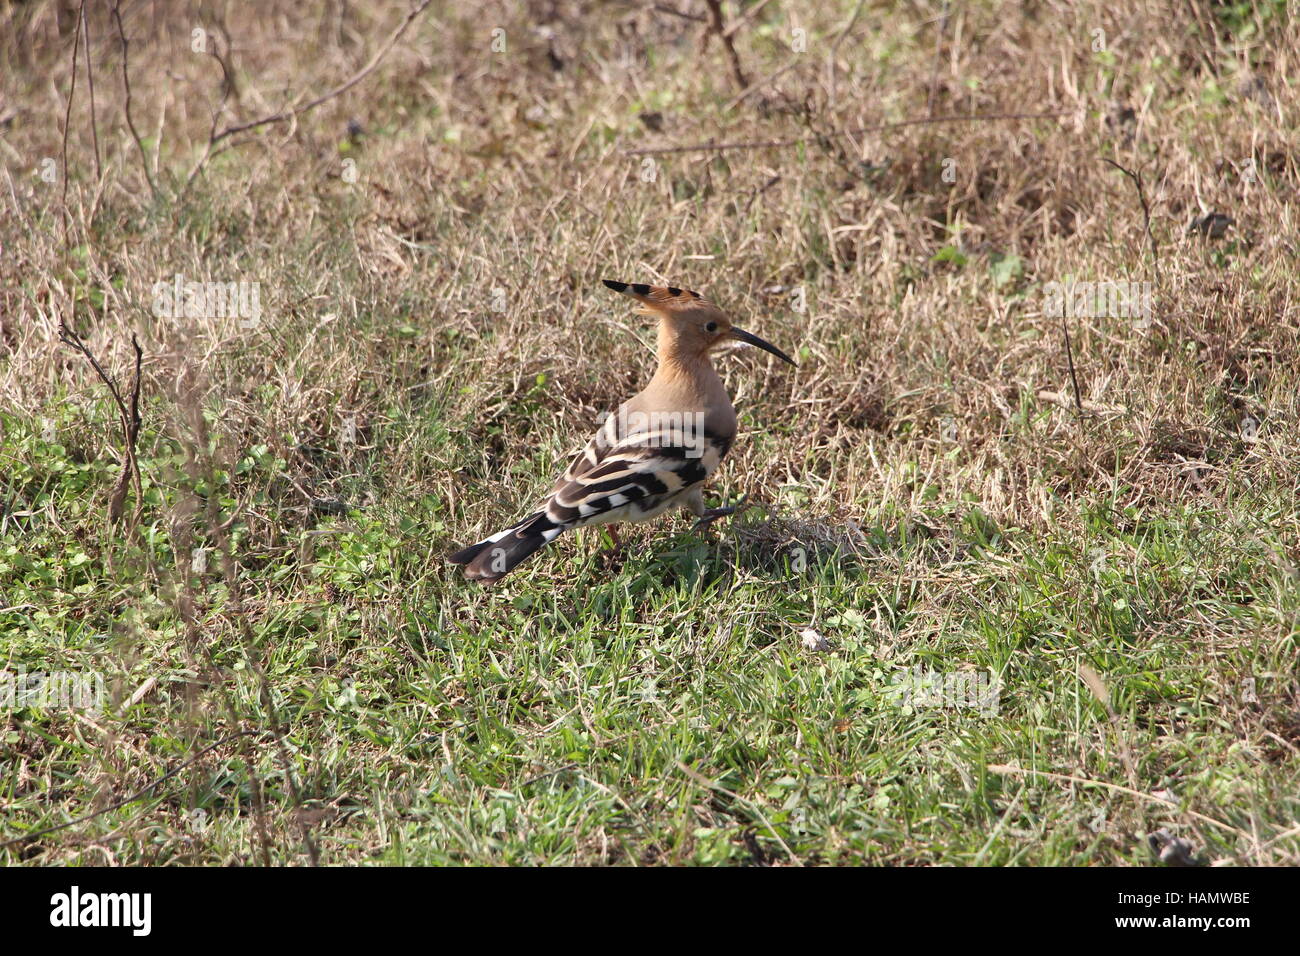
xmin=539 ymin=411 xmax=730 ymax=528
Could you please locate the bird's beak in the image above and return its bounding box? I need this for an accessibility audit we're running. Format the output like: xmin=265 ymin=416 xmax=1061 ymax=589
xmin=727 ymin=326 xmax=798 ymax=367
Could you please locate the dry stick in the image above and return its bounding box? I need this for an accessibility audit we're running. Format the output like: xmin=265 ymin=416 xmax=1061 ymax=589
xmin=180 ymin=37 xmax=237 ymax=194
xmin=1060 ymin=311 xmax=1084 ymax=416
xmin=1102 ymin=157 xmax=1160 ymax=280
xmin=733 ymin=0 xmax=866 ymax=114
xmin=59 ymin=0 xmax=87 ymax=246
xmin=110 ymin=0 xmax=158 ymax=200
xmin=209 ymin=3 xmax=432 ymax=142
xmin=0 ymin=730 xmax=264 ymax=850
xmin=79 ymin=1 xmax=102 ymax=182
xmin=185 ymin=0 xmax=433 ymax=188
xmin=703 ymin=0 xmax=748 ymax=92
xmin=57 ymin=324 xmax=144 ymax=526
xmin=723 ymin=0 xmax=777 ymax=39
xmin=124 ymin=334 xmax=143 ymax=521
xmin=724 ymin=59 xmax=800 ymax=112
xmin=623 ymin=109 xmax=1067 ymax=155
xmin=651 ymin=2 xmax=705 ymax=22
xmin=743 ymin=174 xmax=780 ymax=214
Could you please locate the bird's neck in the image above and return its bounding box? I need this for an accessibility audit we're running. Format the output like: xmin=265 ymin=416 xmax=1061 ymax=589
xmin=650 ymin=345 xmax=727 ymax=410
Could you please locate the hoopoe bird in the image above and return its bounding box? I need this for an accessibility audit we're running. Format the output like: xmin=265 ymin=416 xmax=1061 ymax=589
xmin=448 ymin=279 xmax=796 ymax=583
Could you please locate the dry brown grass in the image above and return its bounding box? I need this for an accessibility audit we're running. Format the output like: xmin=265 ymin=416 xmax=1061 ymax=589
xmin=4 ymin=2 xmax=1297 ymax=529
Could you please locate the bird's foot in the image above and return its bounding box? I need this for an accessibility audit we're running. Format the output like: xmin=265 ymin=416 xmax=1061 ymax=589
xmin=692 ymin=495 xmax=751 ymax=534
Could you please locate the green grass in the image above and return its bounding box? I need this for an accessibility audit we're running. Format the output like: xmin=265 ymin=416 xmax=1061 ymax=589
xmin=3 ymin=408 xmax=1296 ymax=864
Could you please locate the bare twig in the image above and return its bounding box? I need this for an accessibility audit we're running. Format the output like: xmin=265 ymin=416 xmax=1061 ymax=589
xmin=1060 ymin=311 xmax=1085 ymax=416
xmin=179 ymin=33 xmax=238 ymax=195
xmin=651 ymin=3 xmax=705 ymax=22
xmin=702 ymin=0 xmax=748 ymax=92
xmin=724 ymin=59 xmax=799 ymax=112
xmin=110 ymin=0 xmax=158 ymax=200
xmin=743 ymin=174 xmax=781 ymax=213
xmin=59 ymin=0 xmax=87 ymax=245
xmin=1036 ymin=390 xmax=1125 ymax=416
xmin=1102 ymin=157 xmax=1160 ymax=277
xmin=624 ymin=109 xmax=1067 ymax=155
xmin=57 ymin=324 xmax=144 ymax=525
xmin=723 ymin=0 xmax=776 ymax=39
xmin=190 ymin=0 xmax=433 ymax=181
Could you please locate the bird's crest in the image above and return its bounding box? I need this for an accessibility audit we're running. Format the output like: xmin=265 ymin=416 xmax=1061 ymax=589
xmin=602 ymin=279 xmax=705 ymax=314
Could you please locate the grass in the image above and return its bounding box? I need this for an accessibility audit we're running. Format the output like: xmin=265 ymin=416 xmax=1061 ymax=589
xmin=0 ymin=0 xmax=1297 ymax=865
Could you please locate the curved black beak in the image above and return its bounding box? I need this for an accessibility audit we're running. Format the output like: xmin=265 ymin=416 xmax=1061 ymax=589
xmin=728 ymin=326 xmax=797 ymax=367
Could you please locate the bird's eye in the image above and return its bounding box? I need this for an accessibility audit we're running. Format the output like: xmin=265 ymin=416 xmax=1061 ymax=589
xmin=705 ymin=321 xmax=718 ymax=333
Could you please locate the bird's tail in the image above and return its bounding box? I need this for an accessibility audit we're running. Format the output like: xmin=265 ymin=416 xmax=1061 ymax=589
xmin=447 ymin=512 xmax=564 ymax=583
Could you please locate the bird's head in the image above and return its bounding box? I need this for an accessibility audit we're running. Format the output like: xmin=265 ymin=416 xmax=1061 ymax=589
xmin=602 ymin=279 xmax=797 ymax=367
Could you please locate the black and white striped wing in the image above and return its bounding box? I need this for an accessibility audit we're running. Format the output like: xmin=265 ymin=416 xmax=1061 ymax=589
xmin=448 ymin=411 xmax=732 ymax=581
xmin=540 ymin=413 xmax=730 ymax=529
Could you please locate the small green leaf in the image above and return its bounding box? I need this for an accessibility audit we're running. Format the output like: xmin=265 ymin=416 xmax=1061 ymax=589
xmin=932 ymin=245 xmax=968 ymax=267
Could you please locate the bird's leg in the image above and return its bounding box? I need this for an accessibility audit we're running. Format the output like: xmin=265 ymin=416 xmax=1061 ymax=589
xmin=606 ymin=524 xmax=622 ymax=550
xmin=691 ymin=494 xmax=750 ymax=533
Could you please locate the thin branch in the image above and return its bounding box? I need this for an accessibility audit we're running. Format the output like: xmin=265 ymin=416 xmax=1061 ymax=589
xmin=179 ymin=33 xmax=237 ymax=195
xmin=723 ymin=0 xmax=777 ymax=39
xmin=57 ymin=324 xmax=144 ymax=526
xmin=724 ymin=58 xmax=799 ymax=112
xmin=110 ymin=0 xmax=158 ymax=200
xmin=182 ymin=0 xmax=431 ymax=193
xmin=212 ymin=0 xmax=431 ymax=147
xmin=651 ymin=3 xmax=705 ymax=22
xmin=702 ymin=0 xmax=748 ymax=92
xmin=743 ymin=174 xmax=780 ymax=214
xmin=624 ymin=109 xmax=1067 ymax=155
xmin=1102 ymin=157 xmax=1160 ymax=277
xmin=1060 ymin=311 xmax=1084 ymax=416
xmin=59 ymin=0 xmax=87 ymax=245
